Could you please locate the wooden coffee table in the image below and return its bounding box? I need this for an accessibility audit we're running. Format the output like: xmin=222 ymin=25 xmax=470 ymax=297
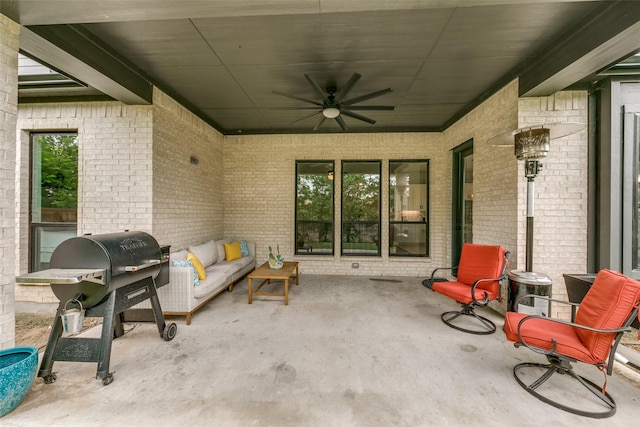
xmin=248 ymin=261 xmax=299 ymax=305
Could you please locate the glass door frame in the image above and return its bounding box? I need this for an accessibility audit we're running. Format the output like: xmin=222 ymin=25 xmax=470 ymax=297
xmin=452 ymin=139 xmax=473 ymax=269
xmin=622 ymin=104 xmax=640 ymax=278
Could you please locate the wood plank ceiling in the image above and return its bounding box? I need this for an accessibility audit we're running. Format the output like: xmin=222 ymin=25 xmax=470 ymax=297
xmin=4 ymin=0 xmax=640 ymax=134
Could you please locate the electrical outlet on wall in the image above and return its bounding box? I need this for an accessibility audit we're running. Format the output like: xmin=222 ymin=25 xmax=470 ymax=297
xmin=352 ymin=263 xmax=359 ymax=269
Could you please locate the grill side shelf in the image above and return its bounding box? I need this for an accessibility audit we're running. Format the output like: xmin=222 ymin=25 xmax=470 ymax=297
xmin=16 ymin=268 xmax=106 ymax=285
xmin=124 ymin=259 xmax=161 ymax=272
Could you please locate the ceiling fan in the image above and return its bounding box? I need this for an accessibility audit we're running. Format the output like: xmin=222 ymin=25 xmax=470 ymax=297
xmin=273 ymin=73 xmax=395 ymax=131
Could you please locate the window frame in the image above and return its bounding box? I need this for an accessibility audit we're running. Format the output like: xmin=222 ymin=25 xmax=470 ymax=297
xmin=29 ymin=132 xmax=78 ymax=272
xmin=388 ymin=159 xmax=430 ymax=257
xmin=294 ymin=160 xmax=335 ymax=256
xmin=341 ymin=160 xmax=382 ymax=257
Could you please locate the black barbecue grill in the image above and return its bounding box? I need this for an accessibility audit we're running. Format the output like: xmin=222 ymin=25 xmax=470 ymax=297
xmin=16 ymin=231 xmax=176 ymax=385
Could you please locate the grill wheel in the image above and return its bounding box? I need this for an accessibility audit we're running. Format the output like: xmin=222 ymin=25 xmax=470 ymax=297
xmin=163 ymin=323 xmax=177 ymax=341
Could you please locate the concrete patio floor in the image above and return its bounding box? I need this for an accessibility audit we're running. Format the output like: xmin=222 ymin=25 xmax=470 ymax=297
xmin=4 ymin=274 xmax=640 ymax=426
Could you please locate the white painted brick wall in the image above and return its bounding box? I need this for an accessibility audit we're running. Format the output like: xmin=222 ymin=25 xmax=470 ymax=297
xmin=444 ymin=81 xmax=520 ymax=254
xmin=223 ymin=83 xmax=521 ymax=278
xmin=0 ymin=15 xmax=19 ymax=349
xmin=9 ymin=78 xmax=588 ymax=323
xmin=224 ymin=132 xmax=445 ymax=277
xmin=16 ymin=101 xmax=154 ymax=303
xmin=14 ymin=88 xmax=225 ymax=303
xmin=222 ymin=82 xmax=588 ymax=321
xmin=443 ymin=81 xmax=521 ymax=313
xmin=17 ymin=102 xmax=154 ymax=237
xmin=151 ymin=89 xmax=225 ymax=249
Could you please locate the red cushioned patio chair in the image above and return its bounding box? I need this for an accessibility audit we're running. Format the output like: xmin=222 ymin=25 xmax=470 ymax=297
xmin=424 ymin=243 xmax=509 ymax=334
xmin=503 ymin=269 xmax=640 ymax=418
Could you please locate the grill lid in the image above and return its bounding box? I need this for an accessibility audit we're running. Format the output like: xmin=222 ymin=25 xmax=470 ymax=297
xmin=17 ymin=231 xmax=163 ymax=309
xmin=50 ymin=231 xmax=161 ymax=277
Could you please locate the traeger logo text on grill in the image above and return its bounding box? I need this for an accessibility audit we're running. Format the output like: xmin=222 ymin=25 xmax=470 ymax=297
xmin=120 ymin=239 xmax=148 ymax=251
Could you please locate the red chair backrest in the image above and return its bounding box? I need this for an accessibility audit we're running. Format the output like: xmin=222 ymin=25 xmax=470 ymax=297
xmin=456 ymin=244 xmax=506 ymax=295
xmin=575 ymin=269 xmax=640 ymax=361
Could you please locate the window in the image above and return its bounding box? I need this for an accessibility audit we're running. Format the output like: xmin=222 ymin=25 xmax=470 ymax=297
xmin=30 ymin=133 xmax=78 ymax=271
xmin=389 ymin=160 xmax=429 ymax=256
xmin=342 ymin=161 xmax=381 ymax=256
xmin=295 ymin=161 xmax=334 ymax=255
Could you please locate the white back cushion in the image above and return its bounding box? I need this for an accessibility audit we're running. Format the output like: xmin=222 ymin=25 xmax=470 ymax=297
xmin=188 ymin=240 xmax=217 ymax=268
xmin=170 ymin=249 xmax=189 ymax=262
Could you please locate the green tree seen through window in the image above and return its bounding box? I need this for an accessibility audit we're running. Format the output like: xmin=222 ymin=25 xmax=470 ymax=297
xmin=341 ymin=161 xmax=381 ymax=255
xmin=295 ymin=161 xmax=334 ymax=254
xmin=37 ymin=134 xmax=78 ymax=209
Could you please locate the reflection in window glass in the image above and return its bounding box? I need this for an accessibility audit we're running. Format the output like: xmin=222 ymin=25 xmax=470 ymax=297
xmin=389 ymin=160 xmax=429 ymax=257
xmin=295 ymin=161 xmax=334 ymax=255
xmin=342 ymin=161 xmax=381 ymax=256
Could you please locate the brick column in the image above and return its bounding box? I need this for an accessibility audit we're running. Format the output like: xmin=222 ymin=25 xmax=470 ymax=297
xmin=0 ymin=14 xmax=19 ymax=349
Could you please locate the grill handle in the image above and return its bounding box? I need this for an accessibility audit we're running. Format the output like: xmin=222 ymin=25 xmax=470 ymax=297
xmin=124 ymin=259 xmax=161 ymax=272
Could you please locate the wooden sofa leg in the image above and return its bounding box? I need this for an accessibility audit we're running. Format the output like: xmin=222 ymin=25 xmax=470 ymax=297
xmin=186 ymin=313 xmax=192 ymax=325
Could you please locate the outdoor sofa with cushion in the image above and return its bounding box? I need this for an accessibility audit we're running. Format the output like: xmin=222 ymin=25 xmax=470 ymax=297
xmin=137 ymin=238 xmax=255 ymax=324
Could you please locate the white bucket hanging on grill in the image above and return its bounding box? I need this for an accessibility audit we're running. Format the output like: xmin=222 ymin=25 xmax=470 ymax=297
xmin=61 ymin=299 xmax=85 ymax=335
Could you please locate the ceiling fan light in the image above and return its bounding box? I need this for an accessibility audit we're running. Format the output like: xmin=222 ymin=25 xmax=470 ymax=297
xmin=323 ymin=107 xmax=340 ymax=119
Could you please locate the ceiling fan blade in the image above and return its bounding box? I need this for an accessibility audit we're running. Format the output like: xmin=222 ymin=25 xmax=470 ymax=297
xmin=289 ymin=110 xmax=321 ymax=125
xmin=273 ymin=90 xmax=323 ymax=106
xmin=341 ymin=109 xmax=376 ymax=124
xmin=335 ymin=73 xmax=361 ymax=100
xmin=268 ymin=106 xmax=319 ymax=110
xmin=342 ymin=88 xmax=393 ymax=106
xmin=304 ymin=74 xmax=331 ymax=103
xmin=347 ymin=105 xmax=395 ymax=111
xmin=335 ymin=115 xmax=348 ymax=131
xmin=313 ymin=116 xmax=327 ymax=131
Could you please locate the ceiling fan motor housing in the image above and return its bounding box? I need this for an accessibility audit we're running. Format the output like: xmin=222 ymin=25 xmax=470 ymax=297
xmin=323 ymin=90 xmax=341 ymax=118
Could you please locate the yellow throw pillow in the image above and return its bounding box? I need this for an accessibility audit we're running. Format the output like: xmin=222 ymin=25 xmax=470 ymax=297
xmin=187 ymin=252 xmax=206 ymax=280
xmin=224 ymin=242 xmax=242 ymax=262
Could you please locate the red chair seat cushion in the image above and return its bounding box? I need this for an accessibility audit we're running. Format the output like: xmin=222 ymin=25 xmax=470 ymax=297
xmin=574 ymin=269 xmax=640 ymax=360
xmin=432 ymin=281 xmax=498 ymax=304
xmin=504 ymin=312 xmax=600 ymax=364
xmin=504 ymin=269 xmax=640 ymax=365
xmin=456 ymin=244 xmax=506 ymax=295
xmin=431 ymin=244 xmax=506 ymax=304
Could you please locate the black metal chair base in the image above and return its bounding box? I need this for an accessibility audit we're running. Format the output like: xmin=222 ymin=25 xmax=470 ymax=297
xmin=513 ymin=360 xmax=616 ymax=419
xmin=440 ymin=306 xmax=496 ymax=335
